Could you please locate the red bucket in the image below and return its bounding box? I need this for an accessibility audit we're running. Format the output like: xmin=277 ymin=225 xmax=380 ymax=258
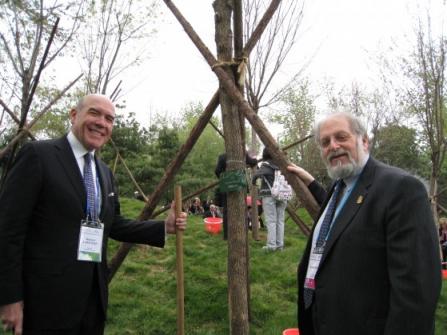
xmin=282 ymin=329 xmax=299 ymax=335
xmin=442 ymin=269 xmax=447 ymax=280
xmin=204 ymin=217 xmax=223 ymax=235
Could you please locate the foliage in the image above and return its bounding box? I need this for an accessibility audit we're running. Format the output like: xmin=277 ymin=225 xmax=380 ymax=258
xmin=176 ymin=102 xmax=224 ymax=202
xmin=95 ymin=102 xmax=223 ymax=204
xmin=102 ymin=197 xmax=447 ymax=335
xmin=373 ymin=123 xmax=429 ymax=177
xmin=271 ymin=81 xmax=328 ymax=185
xmin=0 ymin=0 xmax=87 ymax=115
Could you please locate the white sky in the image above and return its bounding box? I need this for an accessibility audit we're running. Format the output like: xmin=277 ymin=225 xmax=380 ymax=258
xmin=107 ymin=0 xmax=444 ymax=126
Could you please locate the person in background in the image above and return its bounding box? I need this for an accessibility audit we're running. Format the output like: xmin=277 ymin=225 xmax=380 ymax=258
xmin=439 ymin=217 xmax=447 ymax=269
xmin=287 ymin=111 xmax=441 ymax=335
xmin=203 ymin=204 xmax=222 ymax=218
xmin=246 ymin=195 xmax=264 ymax=230
xmin=252 ymin=148 xmax=288 ymax=251
xmin=188 ymin=197 xmax=204 ymax=215
xmin=0 ymin=94 xmax=187 ymax=335
xmin=202 ymin=199 xmax=212 ymax=213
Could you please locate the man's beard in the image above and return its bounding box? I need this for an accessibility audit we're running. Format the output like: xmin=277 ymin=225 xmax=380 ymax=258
xmin=324 ymin=140 xmax=366 ymax=180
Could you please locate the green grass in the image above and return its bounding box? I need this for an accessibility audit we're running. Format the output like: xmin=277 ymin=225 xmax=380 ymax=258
xmin=103 ymin=197 xmax=447 ymax=334
xmin=0 ymin=197 xmax=443 ymax=335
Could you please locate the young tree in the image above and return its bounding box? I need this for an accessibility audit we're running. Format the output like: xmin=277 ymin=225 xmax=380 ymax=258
xmin=243 ymin=0 xmax=306 ymax=153
xmin=272 ymin=80 xmax=328 ymax=184
xmin=0 ymin=0 xmax=86 ymax=183
xmin=177 ymin=102 xmax=224 ymax=200
xmin=79 ymin=0 xmax=158 ymax=97
xmin=403 ymin=10 xmax=446 ymax=219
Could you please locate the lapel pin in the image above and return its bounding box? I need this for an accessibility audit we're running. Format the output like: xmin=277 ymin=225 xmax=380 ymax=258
xmin=356 ymin=195 xmax=363 ymax=204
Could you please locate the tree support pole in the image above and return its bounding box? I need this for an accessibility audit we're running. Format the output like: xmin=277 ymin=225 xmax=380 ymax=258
xmin=286 ymin=205 xmax=311 ymax=236
xmin=163 ymin=0 xmax=320 ymax=220
xmin=108 ymin=92 xmax=220 ymax=280
xmin=175 ymin=186 xmax=185 ymax=335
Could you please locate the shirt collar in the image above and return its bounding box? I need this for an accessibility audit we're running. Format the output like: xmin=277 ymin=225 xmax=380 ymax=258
xmin=67 ymin=131 xmax=95 ymax=159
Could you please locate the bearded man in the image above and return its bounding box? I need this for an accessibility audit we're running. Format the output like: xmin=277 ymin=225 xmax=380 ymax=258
xmin=288 ymin=112 xmax=441 ymax=335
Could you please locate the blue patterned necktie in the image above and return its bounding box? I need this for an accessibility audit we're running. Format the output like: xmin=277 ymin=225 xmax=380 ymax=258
xmin=83 ymin=153 xmax=98 ymax=221
xmin=315 ymin=179 xmax=345 ymax=248
xmin=303 ymin=179 xmax=345 ymax=309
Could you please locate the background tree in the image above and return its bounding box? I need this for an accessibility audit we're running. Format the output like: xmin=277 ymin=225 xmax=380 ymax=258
xmin=79 ymin=0 xmax=158 ymax=97
xmin=373 ymin=123 xmax=428 ymax=176
xmin=401 ymin=10 xmax=446 ymax=220
xmin=0 ymin=0 xmax=86 ymax=183
xmin=243 ymin=0 xmax=306 ymax=154
xmin=0 ymin=0 xmax=86 ymax=116
xmin=177 ymin=102 xmax=224 ymax=202
xmin=272 ymin=80 xmax=328 ymax=185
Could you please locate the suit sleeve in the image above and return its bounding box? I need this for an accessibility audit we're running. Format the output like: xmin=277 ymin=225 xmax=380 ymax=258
xmin=308 ymin=180 xmax=327 ymax=206
xmin=0 ymin=143 xmax=42 ymax=305
xmin=384 ymin=174 xmax=441 ymax=334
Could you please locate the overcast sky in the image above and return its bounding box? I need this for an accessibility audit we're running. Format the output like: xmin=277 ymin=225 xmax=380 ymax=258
xmin=113 ymin=0 xmax=444 ymax=127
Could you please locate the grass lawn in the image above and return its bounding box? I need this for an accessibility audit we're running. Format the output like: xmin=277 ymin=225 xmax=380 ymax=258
xmin=103 ymin=197 xmax=447 ymax=335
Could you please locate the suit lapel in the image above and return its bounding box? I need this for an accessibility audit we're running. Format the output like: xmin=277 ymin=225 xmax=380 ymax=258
xmin=95 ymin=156 xmax=110 ymax=221
xmin=319 ymin=158 xmax=376 ymax=266
xmin=53 ymin=136 xmax=86 ymax=203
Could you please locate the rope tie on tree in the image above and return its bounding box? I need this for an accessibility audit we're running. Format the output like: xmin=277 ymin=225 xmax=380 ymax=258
xmin=211 ymin=57 xmax=248 ymax=87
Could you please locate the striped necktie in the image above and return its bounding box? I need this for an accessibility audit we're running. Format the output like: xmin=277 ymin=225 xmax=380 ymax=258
xmin=83 ymin=153 xmax=98 ymax=221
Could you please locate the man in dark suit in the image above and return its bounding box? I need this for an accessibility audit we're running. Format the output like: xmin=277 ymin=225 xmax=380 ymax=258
xmin=0 ymin=94 xmax=187 ymax=334
xmin=288 ymin=112 xmax=441 ymax=335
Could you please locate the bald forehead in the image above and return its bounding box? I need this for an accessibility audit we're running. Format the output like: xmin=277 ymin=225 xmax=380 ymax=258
xmin=77 ymin=94 xmax=114 ymax=109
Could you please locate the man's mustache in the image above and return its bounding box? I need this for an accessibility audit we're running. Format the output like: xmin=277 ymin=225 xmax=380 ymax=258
xmin=327 ymin=149 xmax=351 ymax=162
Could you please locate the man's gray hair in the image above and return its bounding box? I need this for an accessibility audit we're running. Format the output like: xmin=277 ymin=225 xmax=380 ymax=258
xmin=313 ymin=112 xmax=368 ymax=144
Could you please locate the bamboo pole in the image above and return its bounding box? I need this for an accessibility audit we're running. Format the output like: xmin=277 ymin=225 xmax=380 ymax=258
xmin=174 ymin=185 xmax=185 ymax=335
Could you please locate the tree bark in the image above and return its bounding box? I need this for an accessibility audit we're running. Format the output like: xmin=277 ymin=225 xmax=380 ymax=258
xmin=214 ymin=0 xmax=249 ymax=333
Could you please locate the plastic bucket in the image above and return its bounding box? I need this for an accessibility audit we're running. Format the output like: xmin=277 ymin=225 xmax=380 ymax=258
xmin=204 ymin=217 xmax=223 ymax=235
xmin=282 ymin=329 xmax=299 ymax=335
xmin=442 ymin=269 xmax=447 ymax=280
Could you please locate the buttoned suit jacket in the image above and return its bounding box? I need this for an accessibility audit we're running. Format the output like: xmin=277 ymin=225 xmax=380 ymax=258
xmin=0 ymin=136 xmax=166 ymax=330
xmin=297 ymin=158 xmax=442 ymax=335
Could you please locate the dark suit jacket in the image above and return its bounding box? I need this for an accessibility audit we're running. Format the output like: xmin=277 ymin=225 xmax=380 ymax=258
xmin=0 ymin=136 xmax=166 ymax=330
xmin=298 ymin=158 xmax=442 ymax=335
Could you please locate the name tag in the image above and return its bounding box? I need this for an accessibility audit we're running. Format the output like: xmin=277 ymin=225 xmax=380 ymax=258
xmin=304 ymin=248 xmax=323 ymax=290
xmin=77 ymin=220 xmax=104 ymax=262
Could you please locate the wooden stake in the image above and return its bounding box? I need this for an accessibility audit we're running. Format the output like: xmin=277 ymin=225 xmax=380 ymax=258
xmin=174 ymin=185 xmax=184 ymax=335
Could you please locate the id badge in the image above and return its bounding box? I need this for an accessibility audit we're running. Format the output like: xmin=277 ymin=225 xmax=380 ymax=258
xmin=77 ymin=220 xmax=104 ymax=262
xmin=304 ymin=251 xmax=323 ymax=289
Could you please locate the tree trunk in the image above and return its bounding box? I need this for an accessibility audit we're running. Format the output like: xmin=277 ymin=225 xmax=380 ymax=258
xmin=214 ymin=0 xmax=249 ymax=333
xmin=430 ymin=171 xmax=439 ymax=223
